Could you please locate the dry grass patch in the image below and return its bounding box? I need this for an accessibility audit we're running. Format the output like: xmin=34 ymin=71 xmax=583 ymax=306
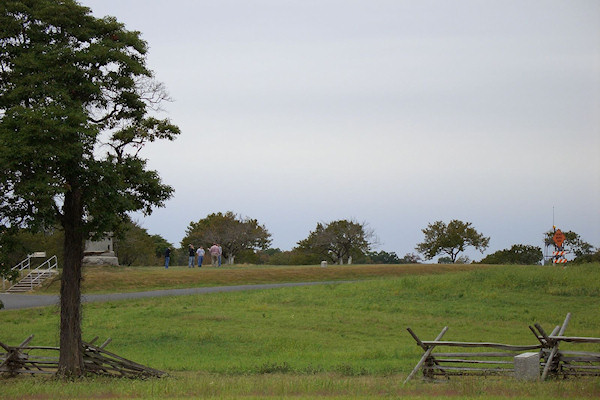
xmin=39 ymin=264 xmax=485 ymax=294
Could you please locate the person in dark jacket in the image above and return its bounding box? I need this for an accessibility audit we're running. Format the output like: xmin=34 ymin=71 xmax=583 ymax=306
xmin=165 ymin=247 xmax=171 ymax=269
xmin=188 ymin=244 xmax=195 ymax=268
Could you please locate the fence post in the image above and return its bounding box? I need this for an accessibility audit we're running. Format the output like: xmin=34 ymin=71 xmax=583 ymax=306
xmin=541 ymin=313 xmax=571 ymax=380
xmin=404 ymin=326 xmax=448 ymax=384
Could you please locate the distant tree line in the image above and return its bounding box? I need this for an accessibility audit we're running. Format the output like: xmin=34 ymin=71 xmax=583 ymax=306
xmin=2 ymin=214 xmax=598 ymax=271
xmin=477 ymin=244 xmax=543 ymax=265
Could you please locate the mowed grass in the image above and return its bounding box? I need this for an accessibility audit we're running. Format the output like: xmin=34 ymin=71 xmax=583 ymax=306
xmin=1 ymin=263 xmax=599 ymax=399
xmin=38 ymin=263 xmax=483 ymax=294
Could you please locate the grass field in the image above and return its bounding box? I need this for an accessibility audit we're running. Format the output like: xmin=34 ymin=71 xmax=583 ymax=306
xmin=1 ymin=263 xmax=599 ymax=399
xmin=38 ymin=263 xmax=483 ymax=294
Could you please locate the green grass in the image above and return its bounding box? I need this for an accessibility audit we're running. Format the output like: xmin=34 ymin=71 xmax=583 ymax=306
xmin=1 ymin=263 xmax=599 ymax=398
xmin=37 ymin=263 xmax=482 ymax=294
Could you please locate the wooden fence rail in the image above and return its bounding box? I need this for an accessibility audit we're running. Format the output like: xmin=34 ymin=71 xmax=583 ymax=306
xmin=405 ymin=313 xmax=600 ymax=383
xmin=0 ymin=335 xmax=166 ymax=378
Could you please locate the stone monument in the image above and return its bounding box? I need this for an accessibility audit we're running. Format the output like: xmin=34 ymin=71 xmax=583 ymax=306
xmin=514 ymin=352 xmax=540 ymax=381
xmin=82 ymin=233 xmax=119 ymax=266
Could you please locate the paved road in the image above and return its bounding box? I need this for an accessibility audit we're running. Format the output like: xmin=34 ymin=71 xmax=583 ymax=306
xmin=0 ymin=281 xmax=350 ymax=310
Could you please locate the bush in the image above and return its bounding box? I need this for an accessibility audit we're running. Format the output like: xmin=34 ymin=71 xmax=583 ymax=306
xmin=366 ymin=250 xmax=401 ymax=264
xmin=0 ymin=299 xmax=3 ymax=310
xmin=478 ymin=244 xmax=542 ymax=265
xmin=572 ymin=250 xmax=600 ymax=264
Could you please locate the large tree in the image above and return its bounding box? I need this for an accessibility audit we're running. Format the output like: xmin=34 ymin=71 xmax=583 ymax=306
xmin=416 ymin=220 xmax=489 ymax=263
xmin=297 ymin=219 xmax=376 ymax=265
xmin=182 ymin=212 xmax=272 ymax=264
xmin=0 ymin=0 xmax=179 ymax=376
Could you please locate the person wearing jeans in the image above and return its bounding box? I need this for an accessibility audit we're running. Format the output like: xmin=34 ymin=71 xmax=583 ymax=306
xmin=164 ymin=247 xmax=171 ymax=269
xmin=188 ymin=244 xmax=195 ymax=268
xmin=196 ymin=246 xmax=205 ymax=268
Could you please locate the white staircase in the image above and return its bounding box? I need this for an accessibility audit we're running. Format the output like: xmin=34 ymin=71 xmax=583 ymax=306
xmin=3 ymin=255 xmax=58 ymax=293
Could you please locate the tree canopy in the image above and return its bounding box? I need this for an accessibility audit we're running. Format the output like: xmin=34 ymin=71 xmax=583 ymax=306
xmin=296 ymin=219 xmax=376 ymax=264
xmin=0 ymin=0 xmax=179 ymax=376
xmin=478 ymin=244 xmax=542 ymax=265
xmin=114 ymin=220 xmax=170 ymax=266
xmin=415 ymin=220 xmax=489 ymax=263
xmin=367 ymin=250 xmax=401 ymax=264
xmin=181 ymin=212 xmax=272 ymax=264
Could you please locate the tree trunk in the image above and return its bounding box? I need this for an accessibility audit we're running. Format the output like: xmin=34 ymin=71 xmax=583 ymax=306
xmin=58 ymin=187 xmax=84 ymax=377
xmin=451 ymin=251 xmax=458 ymax=263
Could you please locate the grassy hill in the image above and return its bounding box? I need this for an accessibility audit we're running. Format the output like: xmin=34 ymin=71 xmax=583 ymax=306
xmin=1 ymin=263 xmax=599 ymax=399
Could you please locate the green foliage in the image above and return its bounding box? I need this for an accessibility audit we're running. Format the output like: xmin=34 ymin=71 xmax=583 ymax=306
xmin=257 ymin=248 xmax=321 ymax=265
xmin=479 ymin=244 xmax=543 ymax=265
xmin=296 ymin=220 xmax=376 ymax=264
xmin=416 ymin=220 xmax=490 ymax=263
xmin=235 ymin=248 xmax=260 ymax=264
xmin=263 ymin=248 xmax=283 ymax=256
xmin=544 ymin=229 xmax=594 ymax=256
xmin=572 ymin=250 xmax=600 ymax=264
xmin=0 ymin=226 xmax=18 ymax=280
xmin=367 ymin=250 xmax=401 ymax=264
xmin=114 ymin=220 xmax=169 ymax=266
xmin=273 ymin=249 xmax=322 ymax=265
xmin=0 ymin=226 xmax=62 ymax=280
xmin=0 ymin=0 xmax=180 ymax=237
xmin=399 ymin=253 xmax=422 ymax=264
xmin=181 ymin=211 xmax=272 ymax=264
xmin=151 ymin=234 xmax=172 ymax=259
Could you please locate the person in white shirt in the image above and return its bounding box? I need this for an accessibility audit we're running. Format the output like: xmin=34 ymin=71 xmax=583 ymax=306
xmin=196 ymin=246 xmax=205 ymax=268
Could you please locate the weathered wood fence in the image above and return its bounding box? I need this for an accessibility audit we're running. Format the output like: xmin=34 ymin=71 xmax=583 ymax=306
xmin=0 ymin=335 xmax=166 ymax=378
xmin=405 ymin=313 xmax=600 ymax=383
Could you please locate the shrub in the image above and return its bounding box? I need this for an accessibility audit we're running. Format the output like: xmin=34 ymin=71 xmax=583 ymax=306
xmin=572 ymin=250 xmax=600 ymax=264
xmin=478 ymin=244 xmax=542 ymax=265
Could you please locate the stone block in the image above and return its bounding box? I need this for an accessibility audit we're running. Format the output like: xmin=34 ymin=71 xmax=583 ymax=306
xmin=514 ymin=352 xmax=540 ymax=381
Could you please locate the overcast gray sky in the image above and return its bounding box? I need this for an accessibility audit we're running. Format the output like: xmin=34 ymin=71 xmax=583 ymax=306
xmin=80 ymin=0 xmax=600 ymax=261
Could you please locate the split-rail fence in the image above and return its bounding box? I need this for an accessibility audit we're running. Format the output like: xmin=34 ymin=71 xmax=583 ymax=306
xmin=0 ymin=335 xmax=166 ymax=378
xmin=405 ymin=313 xmax=600 ymax=383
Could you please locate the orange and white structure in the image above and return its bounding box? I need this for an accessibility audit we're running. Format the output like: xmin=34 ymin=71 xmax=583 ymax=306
xmin=552 ymin=251 xmax=567 ymax=264
xmin=552 ymin=228 xmax=568 ymax=265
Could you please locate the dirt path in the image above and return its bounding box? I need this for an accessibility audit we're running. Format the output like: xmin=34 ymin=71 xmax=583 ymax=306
xmin=0 ymin=281 xmax=351 ymax=310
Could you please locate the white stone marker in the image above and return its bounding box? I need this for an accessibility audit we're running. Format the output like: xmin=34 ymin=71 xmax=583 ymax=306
xmin=514 ymin=352 xmax=540 ymax=381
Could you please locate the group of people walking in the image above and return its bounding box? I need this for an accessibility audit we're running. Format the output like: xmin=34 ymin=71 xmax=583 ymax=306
xmin=163 ymin=244 xmax=223 ymax=269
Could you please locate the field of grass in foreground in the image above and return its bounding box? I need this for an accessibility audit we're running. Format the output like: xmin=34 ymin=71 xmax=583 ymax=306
xmin=1 ymin=263 xmax=599 ymax=399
